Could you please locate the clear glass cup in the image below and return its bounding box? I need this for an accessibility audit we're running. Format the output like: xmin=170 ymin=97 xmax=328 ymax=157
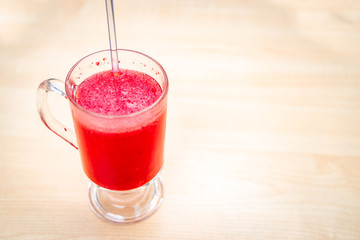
xmin=36 ymin=49 xmax=168 ymax=223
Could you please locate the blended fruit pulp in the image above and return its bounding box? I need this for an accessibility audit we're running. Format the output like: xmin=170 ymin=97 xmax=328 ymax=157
xmin=72 ymin=69 xmax=166 ymax=190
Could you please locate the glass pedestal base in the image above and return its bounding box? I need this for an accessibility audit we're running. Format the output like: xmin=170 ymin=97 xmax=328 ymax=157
xmin=88 ymin=176 xmax=163 ymax=224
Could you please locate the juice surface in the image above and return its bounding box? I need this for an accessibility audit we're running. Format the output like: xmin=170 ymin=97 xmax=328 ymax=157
xmin=75 ymin=69 xmax=162 ymax=115
xmin=72 ymin=69 xmax=166 ymax=190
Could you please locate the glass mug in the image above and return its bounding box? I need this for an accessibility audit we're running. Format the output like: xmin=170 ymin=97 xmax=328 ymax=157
xmin=36 ymin=49 xmax=168 ymax=223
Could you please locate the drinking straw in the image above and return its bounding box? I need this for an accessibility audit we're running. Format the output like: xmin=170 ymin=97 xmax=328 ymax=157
xmin=105 ymin=0 xmax=119 ymax=72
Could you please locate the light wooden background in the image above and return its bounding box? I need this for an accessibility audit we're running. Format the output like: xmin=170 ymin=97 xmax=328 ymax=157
xmin=1 ymin=0 xmax=360 ymax=239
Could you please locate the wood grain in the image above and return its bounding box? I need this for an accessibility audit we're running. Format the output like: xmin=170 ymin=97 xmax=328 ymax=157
xmin=1 ymin=0 xmax=360 ymax=239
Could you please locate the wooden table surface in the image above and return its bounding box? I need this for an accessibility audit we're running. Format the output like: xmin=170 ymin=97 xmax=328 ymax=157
xmin=1 ymin=0 xmax=360 ymax=239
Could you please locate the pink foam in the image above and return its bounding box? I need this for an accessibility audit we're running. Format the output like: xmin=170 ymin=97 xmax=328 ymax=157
xmin=75 ymin=69 xmax=162 ymax=116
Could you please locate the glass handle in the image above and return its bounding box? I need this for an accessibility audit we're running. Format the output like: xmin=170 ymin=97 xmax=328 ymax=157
xmin=36 ymin=78 xmax=78 ymax=149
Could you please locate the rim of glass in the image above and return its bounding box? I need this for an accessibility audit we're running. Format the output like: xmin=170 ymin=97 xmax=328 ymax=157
xmin=65 ymin=49 xmax=169 ymax=119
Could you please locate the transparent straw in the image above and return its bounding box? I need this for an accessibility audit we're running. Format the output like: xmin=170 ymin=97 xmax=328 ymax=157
xmin=105 ymin=0 xmax=119 ymax=72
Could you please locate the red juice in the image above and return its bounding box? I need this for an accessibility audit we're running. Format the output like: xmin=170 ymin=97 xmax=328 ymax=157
xmin=71 ymin=69 xmax=166 ymax=191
